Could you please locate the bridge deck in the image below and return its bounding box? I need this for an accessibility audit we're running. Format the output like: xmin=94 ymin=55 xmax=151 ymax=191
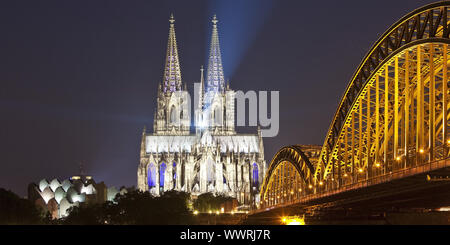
xmin=256 ymin=158 xmax=450 ymax=214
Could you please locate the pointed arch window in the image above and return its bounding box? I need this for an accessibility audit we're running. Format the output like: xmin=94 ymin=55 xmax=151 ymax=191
xmin=160 ymin=162 xmax=166 ymax=187
xmin=213 ymin=106 xmax=222 ymax=126
xmin=223 ymin=106 xmax=226 ymax=125
xmin=170 ymin=105 xmax=177 ymax=124
xmin=252 ymin=163 xmax=259 ymax=187
xmin=206 ymin=158 xmax=215 ymax=184
xmin=172 ymin=162 xmax=177 ymax=189
xmin=147 ymin=163 xmax=156 ymax=188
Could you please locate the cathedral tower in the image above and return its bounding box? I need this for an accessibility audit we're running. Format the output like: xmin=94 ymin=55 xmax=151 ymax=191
xmin=202 ymin=15 xmax=235 ymax=134
xmin=153 ymin=14 xmax=190 ymax=135
xmin=206 ymin=15 xmax=225 ymax=92
xmin=138 ymin=15 xmax=265 ymax=209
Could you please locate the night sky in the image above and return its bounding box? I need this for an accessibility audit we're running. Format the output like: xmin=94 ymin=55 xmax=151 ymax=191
xmin=0 ymin=0 xmax=435 ymax=196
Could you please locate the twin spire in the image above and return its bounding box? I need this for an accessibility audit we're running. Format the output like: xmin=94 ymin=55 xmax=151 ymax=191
xmin=162 ymin=14 xmax=182 ymax=93
xmin=206 ymin=15 xmax=225 ymax=92
xmin=161 ymin=14 xmax=226 ymax=93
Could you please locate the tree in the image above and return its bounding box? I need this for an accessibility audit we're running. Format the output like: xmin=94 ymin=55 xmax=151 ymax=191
xmin=63 ymin=203 xmax=104 ymax=225
xmin=0 ymin=188 xmax=42 ymax=224
xmin=193 ymin=192 xmax=234 ymax=213
xmin=63 ymin=190 xmax=193 ymax=225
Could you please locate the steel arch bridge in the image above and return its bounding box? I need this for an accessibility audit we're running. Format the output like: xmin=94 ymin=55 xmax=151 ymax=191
xmin=260 ymin=1 xmax=450 ymax=209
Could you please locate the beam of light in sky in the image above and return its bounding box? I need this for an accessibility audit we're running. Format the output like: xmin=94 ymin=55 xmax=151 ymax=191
xmin=206 ymin=0 xmax=274 ymax=80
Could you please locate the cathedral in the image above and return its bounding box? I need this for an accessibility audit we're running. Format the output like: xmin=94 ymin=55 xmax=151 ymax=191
xmin=137 ymin=15 xmax=266 ymax=207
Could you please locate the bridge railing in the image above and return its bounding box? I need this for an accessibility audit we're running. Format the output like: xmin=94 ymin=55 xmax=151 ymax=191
xmin=302 ymin=157 xmax=450 ymax=204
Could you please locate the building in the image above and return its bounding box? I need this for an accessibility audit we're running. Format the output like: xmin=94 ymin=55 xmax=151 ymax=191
xmin=137 ymin=15 xmax=266 ymax=206
xmin=28 ymin=174 xmax=126 ymax=219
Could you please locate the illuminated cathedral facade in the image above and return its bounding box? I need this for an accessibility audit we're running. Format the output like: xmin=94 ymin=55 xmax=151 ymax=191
xmin=137 ymin=15 xmax=266 ymax=206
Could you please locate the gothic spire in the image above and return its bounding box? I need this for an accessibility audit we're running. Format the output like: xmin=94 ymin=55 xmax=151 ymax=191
xmin=198 ymin=65 xmax=205 ymax=109
xmin=162 ymin=14 xmax=182 ymax=93
xmin=206 ymin=15 xmax=225 ymax=92
xmin=140 ymin=126 xmax=147 ymax=158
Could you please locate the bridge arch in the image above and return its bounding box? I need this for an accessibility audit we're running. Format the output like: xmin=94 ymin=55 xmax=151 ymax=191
xmin=260 ymin=145 xmax=315 ymax=207
xmin=260 ymin=2 xmax=450 ymax=209
xmin=317 ymin=3 xmax=450 ymax=181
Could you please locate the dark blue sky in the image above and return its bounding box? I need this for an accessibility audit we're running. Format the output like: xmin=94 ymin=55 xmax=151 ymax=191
xmin=0 ymin=0 xmax=435 ymax=196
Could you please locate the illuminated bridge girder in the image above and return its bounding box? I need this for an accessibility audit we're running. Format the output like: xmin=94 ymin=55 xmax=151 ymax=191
xmin=260 ymin=2 xmax=450 ymax=210
xmin=327 ymin=43 xmax=450 ymax=187
xmin=260 ymin=146 xmax=315 ymax=207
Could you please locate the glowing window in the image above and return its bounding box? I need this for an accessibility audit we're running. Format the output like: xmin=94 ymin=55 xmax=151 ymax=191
xmin=147 ymin=163 xmax=156 ymax=188
xmin=252 ymin=163 xmax=259 ymax=186
xmin=160 ymin=162 xmax=166 ymax=187
xmin=173 ymin=162 xmax=177 ymax=180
